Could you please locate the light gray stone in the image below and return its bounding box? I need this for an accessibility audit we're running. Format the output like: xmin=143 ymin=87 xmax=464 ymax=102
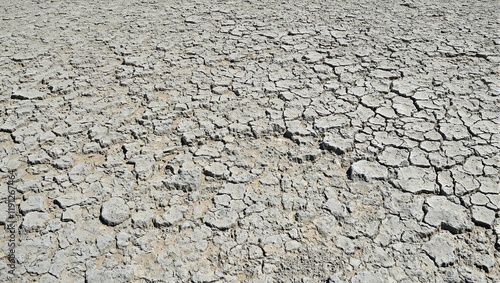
xmin=100 ymin=197 xmax=130 ymax=226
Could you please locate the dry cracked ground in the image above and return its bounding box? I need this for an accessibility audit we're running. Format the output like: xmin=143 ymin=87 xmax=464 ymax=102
xmin=0 ymin=0 xmax=499 ymax=282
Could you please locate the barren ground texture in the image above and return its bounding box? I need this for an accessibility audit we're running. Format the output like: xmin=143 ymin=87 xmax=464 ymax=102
xmin=0 ymin=0 xmax=499 ymax=282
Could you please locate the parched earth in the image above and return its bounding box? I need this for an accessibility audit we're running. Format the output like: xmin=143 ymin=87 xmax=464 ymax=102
xmin=0 ymin=0 xmax=498 ymax=282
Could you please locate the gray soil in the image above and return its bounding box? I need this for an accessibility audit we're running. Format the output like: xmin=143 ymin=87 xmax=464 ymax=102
xmin=0 ymin=0 xmax=499 ymax=282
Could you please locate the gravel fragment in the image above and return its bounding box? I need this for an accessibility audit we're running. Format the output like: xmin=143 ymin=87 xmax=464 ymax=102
xmin=100 ymin=197 xmax=130 ymax=226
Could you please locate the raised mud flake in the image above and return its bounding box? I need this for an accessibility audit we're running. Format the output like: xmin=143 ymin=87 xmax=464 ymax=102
xmin=218 ymin=183 xmax=245 ymax=200
xmin=378 ymin=146 xmax=410 ymax=167
xmin=131 ymin=210 xmax=154 ymax=229
xmin=477 ymin=176 xmax=499 ymax=194
xmin=203 ymin=207 xmax=239 ymax=230
xmin=439 ymin=122 xmax=470 ymax=140
xmin=423 ymin=196 xmax=473 ymax=234
xmin=194 ymin=142 xmax=224 ymax=158
xmin=462 ymin=156 xmax=484 ymax=176
xmin=350 ymin=271 xmax=386 ymax=283
xmin=321 ymin=132 xmax=353 ymax=155
xmin=324 ymin=58 xmax=356 ymax=67
xmin=287 ymin=147 xmax=322 ymax=164
xmin=129 ymin=154 xmax=155 ymax=180
xmin=54 ymin=193 xmax=88 ymax=208
xmin=19 ymin=195 xmax=46 ymax=215
xmin=471 ymin=206 xmax=496 ymax=228
xmin=85 ymin=267 xmax=132 ymax=283
xmin=322 ymin=197 xmax=348 ymax=219
xmin=392 ymin=166 xmax=438 ymax=194
xmin=375 ymin=106 xmax=398 ymax=119
xmin=314 ymin=114 xmax=350 ymax=131
xmin=21 ymin=212 xmax=51 ymax=232
xmin=203 ymin=162 xmax=230 ymax=178
xmin=52 ymin=154 xmax=74 ymax=170
xmin=335 ymin=235 xmax=356 ymax=254
xmin=423 ymin=232 xmax=457 ymax=267
xmin=390 ymin=79 xmax=419 ymax=97
xmin=61 ymin=206 xmax=81 ymax=223
xmin=163 ymin=167 xmax=202 ymax=192
xmin=347 ymin=160 xmax=389 ymax=181
xmin=14 ymin=234 xmax=52 ymax=275
xmin=11 ymin=89 xmax=47 ymax=100
xmin=191 ymin=270 xmax=220 ymax=283
xmin=450 ymin=167 xmax=480 ymax=196
xmin=154 ymin=205 xmax=185 ymax=227
xmin=0 ymin=156 xmax=22 ymax=171
xmin=27 ymin=150 xmax=52 ymax=165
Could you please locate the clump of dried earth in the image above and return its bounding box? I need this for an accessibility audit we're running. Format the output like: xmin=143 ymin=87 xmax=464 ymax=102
xmin=0 ymin=0 xmax=498 ymax=282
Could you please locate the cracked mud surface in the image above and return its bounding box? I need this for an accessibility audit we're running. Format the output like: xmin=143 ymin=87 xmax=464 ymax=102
xmin=0 ymin=0 xmax=499 ymax=282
